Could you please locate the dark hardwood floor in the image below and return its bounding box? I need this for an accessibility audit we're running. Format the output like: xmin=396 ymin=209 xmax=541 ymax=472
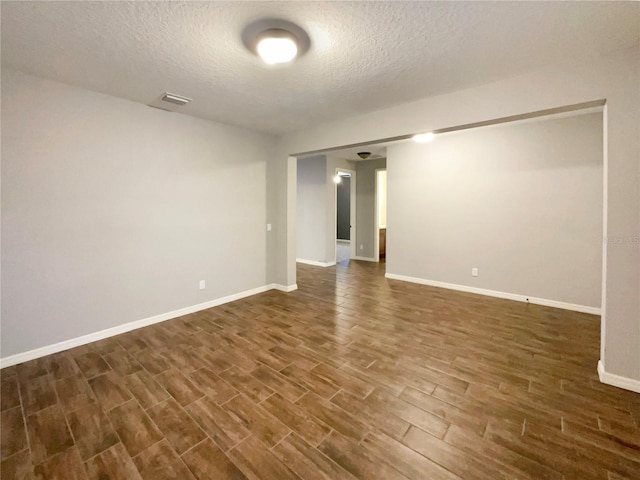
xmin=1 ymin=261 xmax=639 ymax=479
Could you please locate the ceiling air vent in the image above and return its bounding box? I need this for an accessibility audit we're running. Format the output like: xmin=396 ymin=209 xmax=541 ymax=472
xmin=161 ymin=92 xmax=192 ymax=106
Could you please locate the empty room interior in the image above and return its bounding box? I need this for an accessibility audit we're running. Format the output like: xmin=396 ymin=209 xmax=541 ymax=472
xmin=1 ymin=2 xmax=639 ymax=480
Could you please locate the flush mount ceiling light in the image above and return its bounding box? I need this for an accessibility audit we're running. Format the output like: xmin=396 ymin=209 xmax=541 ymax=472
xmin=357 ymin=152 xmax=372 ymax=159
xmin=412 ymin=132 xmax=435 ymax=143
xmin=242 ymin=18 xmax=310 ymax=66
xmin=257 ymin=29 xmax=298 ymax=64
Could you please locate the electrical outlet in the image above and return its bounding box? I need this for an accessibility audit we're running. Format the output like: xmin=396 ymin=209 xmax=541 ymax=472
xmin=360 ymin=244 xmax=364 ymax=250
xmin=199 ymin=280 xmax=206 ymax=290
xmin=471 ymin=268 xmax=479 ymax=277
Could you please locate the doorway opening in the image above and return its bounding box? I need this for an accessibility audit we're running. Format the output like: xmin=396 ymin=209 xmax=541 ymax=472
xmin=335 ymin=169 xmax=356 ymax=263
xmin=374 ymin=168 xmax=387 ymax=262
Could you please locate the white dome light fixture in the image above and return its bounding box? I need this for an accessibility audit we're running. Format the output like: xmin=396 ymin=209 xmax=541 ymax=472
xmin=257 ymin=29 xmax=298 ymax=64
xmin=412 ymin=132 xmax=435 ymax=143
xmin=242 ymin=19 xmax=310 ymax=66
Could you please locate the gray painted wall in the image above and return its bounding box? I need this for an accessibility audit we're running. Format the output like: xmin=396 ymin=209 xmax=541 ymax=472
xmin=296 ymin=156 xmax=327 ymax=262
xmin=387 ymin=112 xmax=603 ymax=308
xmin=355 ymin=158 xmax=387 ymax=259
xmin=275 ymin=47 xmax=638 ymax=382
xmin=296 ymin=155 xmax=355 ymax=264
xmin=1 ymin=70 xmax=276 ymax=358
xmin=336 ymin=177 xmax=351 ymax=240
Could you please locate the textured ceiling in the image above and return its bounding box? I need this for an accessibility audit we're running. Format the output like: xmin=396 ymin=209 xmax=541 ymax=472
xmin=2 ymin=1 xmax=638 ymax=134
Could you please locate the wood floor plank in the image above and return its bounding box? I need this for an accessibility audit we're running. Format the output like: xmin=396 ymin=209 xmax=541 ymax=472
xmin=103 ymin=350 xmax=143 ymax=376
xmin=16 ymin=359 xmax=49 ymax=382
xmin=84 ymin=443 xmax=143 ymax=480
xmin=124 ymin=369 xmax=170 ymax=409
xmin=399 ymin=386 xmax=488 ymax=436
xmin=45 ymin=353 xmax=81 ymax=380
xmin=32 ymin=447 xmax=87 ymax=480
xmin=26 ymin=405 xmax=74 ymax=464
xmin=56 ymin=373 xmax=96 ymax=413
xmin=74 ymin=352 xmax=111 ymax=379
xmin=365 ymin=387 xmax=450 ymax=439
xmin=154 ymin=369 xmax=204 ymax=407
xmin=218 ymin=367 xmax=273 ymax=403
xmin=1 ymin=407 xmax=28 ymax=460
xmin=66 ymin=403 xmax=119 ymax=460
xmin=362 ymin=430 xmax=462 ymax=480
xmin=221 ymin=394 xmax=290 ymax=448
xmin=88 ymin=371 xmax=132 ymax=412
xmin=147 ymin=398 xmax=207 ymax=454
xmin=0 ymin=449 xmax=33 ymax=480
xmin=228 ymin=435 xmax=300 ymax=480
xmin=188 ymin=367 xmax=238 ymax=405
xmin=181 ymin=438 xmax=248 ymax=480
xmin=317 ymin=430 xmax=408 ymax=480
xmin=401 ymin=425 xmax=506 ymax=480
xmin=272 ymin=432 xmax=357 ymax=480
xmin=134 ymin=348 xmax=171 ymax=375
xmin=249 ymin=364 xmax=307 ymax=402
xmin=107 ymin=400 xmax=163 ymax=457
xmin=185 ymin=396 xmax=250 ymax=451
xmin=20 ymin=374 xmax=57 ymax=415
xmin=261 ymin=393 xmax=332 ymax=447
xmin=296 ymin=392 xmax=369 ymax=442
xmin=1 ymin=376 xmax=21 ymax=411
xmin=330 ymin=389 xmax=410 ymax=440
xmin=4 ymin=261 xmax=638 ymax=480
xmin=444 ymin=423 xmax=563 ymax=480
xmin=133 ymin=439 xmax=196 ymax=480
xmin=280 ymin=364 xmax=340 ymax=399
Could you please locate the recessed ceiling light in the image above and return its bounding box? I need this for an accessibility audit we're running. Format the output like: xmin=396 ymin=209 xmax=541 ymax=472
xmin=257 ymin=29 xmax=298 ymax=64
xmin=412 ymin=132 xmax=435 ymax=143
xmin=242 ymin=19 xmax=310 ymax=66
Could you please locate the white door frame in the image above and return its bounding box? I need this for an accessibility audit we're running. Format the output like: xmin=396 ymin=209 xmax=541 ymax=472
xmin=373 ymin=168 xmax=387 ymax=262
xmin=335 ymin=168 xmax=357 ymax=260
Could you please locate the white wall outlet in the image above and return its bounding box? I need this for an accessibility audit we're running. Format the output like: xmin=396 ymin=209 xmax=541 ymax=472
xmin=360 ymin=244 xmax=364 ymax=250
xmin=471 ymin=268 xmax=479 ymax=277
xmin=266 ymin=223 xmax=272 ymax=231
xmin=199 ymin=280 xmax=206 ymax=290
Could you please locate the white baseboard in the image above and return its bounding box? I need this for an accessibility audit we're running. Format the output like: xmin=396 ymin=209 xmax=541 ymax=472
xmin=296 ymin=258 xmax=336 ymax=267
xmin=0 ymin=283 xmax=295 ymax=369
xmin=336 ymin=239 xmax=350 ymax=245
xmin=384 ymin=273 xmax=601 ymax=315
xmin=598 ymin=360 xmax=640 ymax=393
xmin=270 ymin=283 xmax=298 ymax=293
xmin=352 ymin=256 xmax=378 ymax=262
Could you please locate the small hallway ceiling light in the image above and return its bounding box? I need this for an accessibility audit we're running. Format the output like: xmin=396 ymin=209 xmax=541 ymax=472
xmin=333 ymin=174 xmax=342 ymax=184
xmin=242 ymin=19 xmax=311 ymax=66
xmin=412 ymin=132 xmax=435 ymax=143
xmin=257 ymin=30 xmax=298 ymax=64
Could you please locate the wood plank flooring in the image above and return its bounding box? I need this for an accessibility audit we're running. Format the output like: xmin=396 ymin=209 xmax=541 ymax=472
xmin=1 ymin=261 xmax=639 ymax=479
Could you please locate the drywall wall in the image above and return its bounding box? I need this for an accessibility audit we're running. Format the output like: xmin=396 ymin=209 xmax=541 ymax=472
xmin=336 ymin=177 xmax=350 ymax=240
xmin=272 ymin=46 xmax=639 ymax=385
xmin=296 ymin=156 xmax=328 ymax=263
xmin=355 ymin=158 xmax=387 ymax=259
xmin=387 ymin=112 xmax=603 ymax=308
xmin=1 ymin=69 xmax=275 ymax=358
xmin=378 ymin=170 xmax=387 ymax=228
